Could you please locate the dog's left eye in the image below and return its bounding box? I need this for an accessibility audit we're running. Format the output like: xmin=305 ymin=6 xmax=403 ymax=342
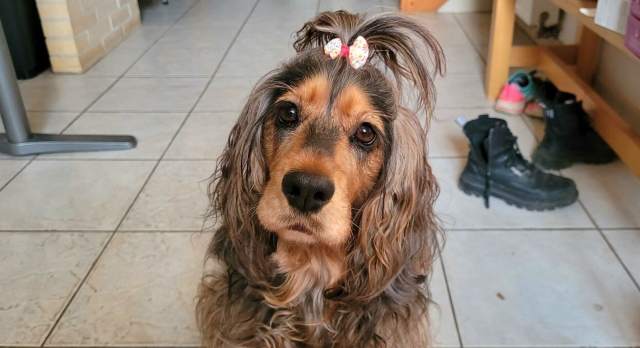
xmin=276 ymin=104 xmax=299 ymax=127
xmin=353 ymin=123 xmax=377 ymax=146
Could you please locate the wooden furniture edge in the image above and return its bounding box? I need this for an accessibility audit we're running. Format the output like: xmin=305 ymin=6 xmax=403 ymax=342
xmin=549 ymin=0 xmax=640 ymax=63
xmin=400 ymin=0 xmax=447 ymax=13
xmin=485 ymin=0 xmax=516 ymax=99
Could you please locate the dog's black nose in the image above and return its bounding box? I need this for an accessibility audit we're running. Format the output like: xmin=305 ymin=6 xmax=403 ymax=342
xmin=281 ymin=171 xmax=335 ymax=213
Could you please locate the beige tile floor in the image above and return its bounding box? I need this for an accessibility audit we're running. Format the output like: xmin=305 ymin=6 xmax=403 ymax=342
xmin=1 ymin=0 xmax=640 ymax=347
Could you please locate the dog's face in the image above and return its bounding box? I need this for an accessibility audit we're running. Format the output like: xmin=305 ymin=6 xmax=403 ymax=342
xmin=257 ymin=71 xmax=393 ymax=246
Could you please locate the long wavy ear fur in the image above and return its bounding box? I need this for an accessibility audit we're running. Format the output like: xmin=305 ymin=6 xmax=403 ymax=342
xmin=294 ymin=10 xmax=445 ymax=116
xmin=202 ymin=81 xmax=275 ymax=291
xmin=340 ymin=108 xmax=440 ymax=346
xmin=196 ymin=81 xmax=280 ymax=346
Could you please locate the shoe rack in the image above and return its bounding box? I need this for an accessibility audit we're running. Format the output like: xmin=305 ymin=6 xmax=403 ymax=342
xmin=485 ymin=0 xmax=640 ymax=179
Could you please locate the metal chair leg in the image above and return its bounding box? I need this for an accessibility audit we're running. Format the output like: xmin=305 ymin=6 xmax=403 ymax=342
xmin=0 ymin=17 xmax=136 ymax=157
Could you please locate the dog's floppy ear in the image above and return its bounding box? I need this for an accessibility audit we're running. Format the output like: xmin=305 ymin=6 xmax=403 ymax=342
xmin=347 ymin=108 xmax=440 ymax=300
xmin=207 ymin=82 xmax=274 ymax=279
xmin=338 ymin=109 xmax=440 ymax=346
xmin=295 ymin=11 xmax=445 ymax=116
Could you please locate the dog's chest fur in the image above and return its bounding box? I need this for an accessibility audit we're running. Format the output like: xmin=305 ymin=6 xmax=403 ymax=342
xmin=267 ymin=242 xmax=344 ymax=317
xmin=243 ymin=242 xmax=346 ymax=345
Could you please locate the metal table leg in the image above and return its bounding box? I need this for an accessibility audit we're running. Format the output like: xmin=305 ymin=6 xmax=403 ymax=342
xmin=0 ymin=18 xmax=136 ymax=157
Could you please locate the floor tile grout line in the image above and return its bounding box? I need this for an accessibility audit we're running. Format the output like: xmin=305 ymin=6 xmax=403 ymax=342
xmin=144 ymin=0 xmax=202 ymax=29
xmin=53 ymin=79 xmax=123 ymax=135
xmin=141 ymin=2 xmax=235 ymax=62
xmin=39 ymin=147 xmax=166 ymax=346
xmin=518 ymin=113 xmax=543 ymax=143
xmin=156 ymin=0 xmax=260 ymax=163
xmin=38 ymin=228 xmax=118 ymax=346
xmin=597 ymin=227 xmax=640 ymax=293
xmin=575 ymin=198 xmax=640 ymax=294
xmin=0 ymin=91 xmax=96 ymax=192
xmin=52 ymin=0 xmax=201 ymax=136
xmin=0 ymin=159 xmax=35 ymax=193
xmin=37 ymin=1 xmax=210 ymax=345
xmin=436 ymin=240 xmax=464 ymax=348
xmin=452 ymin=14 xmax=488 ymax=66
xmin=598 ymin=227 xmax=640 ymax=231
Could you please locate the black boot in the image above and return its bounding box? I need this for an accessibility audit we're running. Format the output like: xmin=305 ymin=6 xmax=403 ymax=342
xmin=532 ymin=92 xmax=617 ymax=170
xmin=458 ymin=114 xmax=578 ymax=210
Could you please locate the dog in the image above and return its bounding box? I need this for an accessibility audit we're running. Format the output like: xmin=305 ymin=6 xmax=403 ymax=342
xmin=196 ymin=10 xmax=445 ymax=348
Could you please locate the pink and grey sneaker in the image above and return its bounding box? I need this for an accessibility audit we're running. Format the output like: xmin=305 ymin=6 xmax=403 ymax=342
xmin=495 ymin=70 xmax=545 ymax=116
xmin=494 ymin=82 xmax=526 ymax=115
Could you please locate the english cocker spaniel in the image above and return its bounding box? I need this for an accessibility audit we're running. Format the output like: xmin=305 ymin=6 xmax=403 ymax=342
xmin=197 ymin=10 xmax=445 ymax=348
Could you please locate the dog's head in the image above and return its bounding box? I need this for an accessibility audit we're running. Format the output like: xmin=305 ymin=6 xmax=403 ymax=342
xmin=210 ymin=10 xmax=443 ymax=290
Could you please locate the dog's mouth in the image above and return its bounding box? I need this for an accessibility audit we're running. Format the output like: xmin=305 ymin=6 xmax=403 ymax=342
xmin=268 ymin=221 xmax=319 ymax=244
xmin=288 ymin=223 xmax=313 ymax=235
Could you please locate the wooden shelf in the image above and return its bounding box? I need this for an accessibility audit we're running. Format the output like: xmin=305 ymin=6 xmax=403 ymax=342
xmin=550 ymin=0 xmax=640 ymax=63
xmin=537 ymin=46 xmax=640 ymax=178
xmin=486 ymin=0 xmax=640 ymax=180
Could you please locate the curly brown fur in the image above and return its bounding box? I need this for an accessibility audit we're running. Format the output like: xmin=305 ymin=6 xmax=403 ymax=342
xmin=197 ymin=11 xmax=445 ymax=348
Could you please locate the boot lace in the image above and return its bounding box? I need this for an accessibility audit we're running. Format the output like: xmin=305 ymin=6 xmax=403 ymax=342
xmin=484 ymin=129 xmax=533 ymax=208
xmin=504 ymin=134 xmax=534 ymax=171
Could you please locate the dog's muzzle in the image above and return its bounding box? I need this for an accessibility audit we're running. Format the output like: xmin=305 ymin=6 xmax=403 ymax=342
xmin=281 ymin=171 xmax=335 ymax=213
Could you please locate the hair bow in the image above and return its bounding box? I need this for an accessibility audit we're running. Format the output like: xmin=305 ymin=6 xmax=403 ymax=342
xmin=324 ymin=36 xmax=369 ymax=69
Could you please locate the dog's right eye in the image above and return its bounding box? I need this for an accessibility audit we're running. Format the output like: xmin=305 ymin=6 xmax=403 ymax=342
xmin=276 ymin=104 xmax=299 ymax=127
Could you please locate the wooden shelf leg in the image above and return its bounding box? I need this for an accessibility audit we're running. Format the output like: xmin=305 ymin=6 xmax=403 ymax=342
xmin=576 ymin=26 xmax=602 ymax=84
xmin=485 ymin=0 xmax=517 ymax=99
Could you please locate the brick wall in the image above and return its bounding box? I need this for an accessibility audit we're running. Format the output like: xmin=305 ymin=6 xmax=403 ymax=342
xmin=36 ymin=0 xmax=142 ymax=73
